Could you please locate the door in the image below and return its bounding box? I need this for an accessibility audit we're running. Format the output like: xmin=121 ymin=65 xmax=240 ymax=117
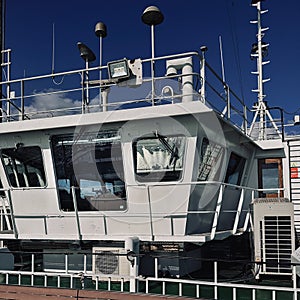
xmin=258 ymin=158 xmax=283 ymax=198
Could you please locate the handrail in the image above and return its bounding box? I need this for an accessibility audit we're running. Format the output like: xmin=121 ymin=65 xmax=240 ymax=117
xmin=0 ymin=254 xmax=298 ymax=298
xmin=0 ymin=182 xmax=285 ymax=244
xmin=0 ymin=49 xmax=256 ymax=140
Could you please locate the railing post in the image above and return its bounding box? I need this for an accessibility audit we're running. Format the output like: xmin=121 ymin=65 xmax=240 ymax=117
xmin=146 ymin=185 xmax=154 ymax=241
xmin=21 ymin=80 xmax=25 ymax=120
xmin=31 ymin=253 xmax=34 ymax=272
xmin=214 ymin=261 xmax=218 ymax=300
xmin=65 ymin=253 xmax=68 ymax=273
xmin=252 ymin=288 xmax=256 ymax=300
xmin=83 ymin=254 xmax=87 ymax=273
xmin=71 ymin=186 xmax=82 ymax=241
xmin=81 ymin=71 xmax=85 ymax=113
xmin=226 ymin=85 xmax=231 ymax=119
xmin=232 ymin=188 xmax=245 ymax=234
xmin=199 ymin=46 xmax=207 ymax=102
xmin=31 ymin=254 xmax=34 ymax=286
xmin=243 ymin=105 xmax=248 ymax=134
xmin=293 ymin=265 xmax=297 ymax=300
xmin=6 ymin=189 xmax=18 ymax=238
xmin=210 ymin=184 xmax=224 ymax=240
xmin=155 ymin=257 xmax=159 ymax=278
xmin=0 ymin=195 xmax=12 ymax=231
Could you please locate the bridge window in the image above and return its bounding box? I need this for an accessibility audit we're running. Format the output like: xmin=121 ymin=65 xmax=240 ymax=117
xmin=133 ymin=135 xmax=185 ymax=182
xmin=225 ymin=152 xmax=246 ymax=185
xmin=51 ymin=130 xmax=126 ymax=211
xmin=1 ymin=146 xmax=46 ymax=188
xmin=198 ymin=138 xmax=224 ymax=181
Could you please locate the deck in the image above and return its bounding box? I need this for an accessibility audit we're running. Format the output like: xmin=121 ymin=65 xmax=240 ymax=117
xmin=0 ymin=285 xmax=199 ymax=300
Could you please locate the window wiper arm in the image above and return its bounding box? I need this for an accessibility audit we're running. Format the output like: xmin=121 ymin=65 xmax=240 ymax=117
xmin=154 ymin=132 xmax=179 ymax=169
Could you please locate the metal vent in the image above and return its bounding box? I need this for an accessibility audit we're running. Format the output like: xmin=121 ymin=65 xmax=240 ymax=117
xmin=95 ymin=250 xmax=119 ymax=275
xmin=261 ymin=216 xmax=292 ymax=274
xmin=92 ymin=247 xmax=130 ymax=280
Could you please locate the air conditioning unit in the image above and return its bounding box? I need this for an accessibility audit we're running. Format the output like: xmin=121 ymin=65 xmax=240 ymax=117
xmin=92 ymin=247 xmax=131 ymax=281
xmin=251 ymin=198 xmax=295 ymax=278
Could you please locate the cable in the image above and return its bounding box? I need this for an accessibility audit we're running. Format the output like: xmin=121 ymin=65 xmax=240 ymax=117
xmin=226 ymin=0 xmax=246 ymax=105
xmin=51 ymin=22 xmax=65 ymax=85
xmin=282 ymin=108 xmax=300 ymax=116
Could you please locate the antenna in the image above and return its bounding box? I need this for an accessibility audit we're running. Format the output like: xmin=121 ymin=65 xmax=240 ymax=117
xmin=51 ymin=23 xmax=64 ymax=85
xmin=52 ymin=23 xmax=55 ymax=75
xmin=95 ymin=21 xmax=107 ymax=111
xmin=142 ymin=6 xmax=164 ymax=105
xmin=219 ymin=35 xmax=226 ymax=83
xmin=219 ymin=36 xmax=230 ymax=118
xmin=0 ymin=0 xmax=5 ymax=122
xmin=248 ymin=0 xmax=281 ymax=140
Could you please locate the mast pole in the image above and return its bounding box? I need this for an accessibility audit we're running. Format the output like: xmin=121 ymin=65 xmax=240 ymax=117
xmin=249 ymin=0 xmax=271 ymax=140
xmin=0 ymin=0 xmax=3 ymax=122
xmin=256 ymin=1 xmax=265 ymax=140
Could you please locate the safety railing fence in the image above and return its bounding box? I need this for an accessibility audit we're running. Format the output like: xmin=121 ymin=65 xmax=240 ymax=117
xmin=203 ymin=61 xmax=251 ymax=134
xmin=0 ymin=183 xmax=285 ymax=242
xmin=0 ymin=49 xmax=255 ymax=137
xmin=0 ymin=251 xmax=299 ymax=299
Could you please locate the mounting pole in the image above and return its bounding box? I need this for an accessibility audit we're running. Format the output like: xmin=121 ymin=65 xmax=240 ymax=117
xmin=142 ymin=6 xmax=164 ymax=106
xmin=249 ymin=0 xmax=278 ymax=140
xmin=0 ymin=0 xmax=4 ymax=122
xmin=95 ymin=22 xmax=107 ymax=111
xmin=77 ymin=42 xmax=96 ymax=113
xmin=256 ymin=1 xmax=265 ymax=140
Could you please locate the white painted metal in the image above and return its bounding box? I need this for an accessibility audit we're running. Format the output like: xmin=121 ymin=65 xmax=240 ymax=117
xmin=288 ymin=139 xmax=300 ymax=234
xmin=0 ymin=258 xmax=299 ymax=298
xmin=251 ymin=198 xmax=295 ymax=278
xmin=166 ymin=56 xmax=194 ymax=102
xmin=92 ymin=247 xmax=130 ymax=280
xmin=0 ymin=181 xmax=263 ymax=242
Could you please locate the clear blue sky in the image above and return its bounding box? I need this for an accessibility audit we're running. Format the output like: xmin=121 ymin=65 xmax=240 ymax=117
xmin=4 ymin=0 xmax=300 ymax=122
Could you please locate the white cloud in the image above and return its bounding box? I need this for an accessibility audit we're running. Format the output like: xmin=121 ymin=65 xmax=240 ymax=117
xmin=24 ymin=89 xmax=82 ymax=118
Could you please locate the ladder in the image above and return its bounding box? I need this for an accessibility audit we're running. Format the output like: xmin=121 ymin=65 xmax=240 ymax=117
xmin=288 ymin=139 xmax=300 ymax=235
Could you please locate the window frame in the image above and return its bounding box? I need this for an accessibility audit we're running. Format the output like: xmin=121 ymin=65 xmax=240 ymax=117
xmin=197 ymin=137 xmax=225 ymax=182
xmin=51 ymin=130 xmax=127 ymax=212
xmin=1 ymin=145 xmax=47 ymax=188
xmin=224 ymin=152 xmax=246 ymax=186
xmin=133 ymin=134 xmax=186 ymax=183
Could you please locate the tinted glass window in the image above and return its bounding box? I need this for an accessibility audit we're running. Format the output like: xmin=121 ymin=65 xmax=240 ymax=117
xmin=224 ymin=152 xmax=246 ymax=185
xmin=1 ymin=146 xmax=46 ymax=188
xmin=133 ymin=135 xmax=185 ymax=182
xmin=52 ymin=130 xmax=126 ymax=211
xmin=198 ymin=138 xmax=224 ymax=181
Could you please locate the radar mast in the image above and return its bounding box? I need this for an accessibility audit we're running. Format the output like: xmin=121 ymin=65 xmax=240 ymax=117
xmin=249 ymin=0 xmax=281 ymax=140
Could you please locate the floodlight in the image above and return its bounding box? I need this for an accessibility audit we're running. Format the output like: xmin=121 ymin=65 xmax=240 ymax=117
xmin=108 ymin=59 xmax=130 ymax=80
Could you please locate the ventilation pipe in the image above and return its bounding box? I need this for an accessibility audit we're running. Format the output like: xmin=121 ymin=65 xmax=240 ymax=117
xmin=166 ymin=56 xmax=193 ymax=102
xmin=125 ymin=237 xmax=139 ymax=292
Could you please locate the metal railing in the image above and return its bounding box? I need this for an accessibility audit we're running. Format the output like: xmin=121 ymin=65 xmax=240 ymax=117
xmin=0 ymin=182 xmax=286 ymax=242
xmin=0 ymin=49 xmax=256 ymax=137
xmin=0 ymin=251 xmax=298 ymax=299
